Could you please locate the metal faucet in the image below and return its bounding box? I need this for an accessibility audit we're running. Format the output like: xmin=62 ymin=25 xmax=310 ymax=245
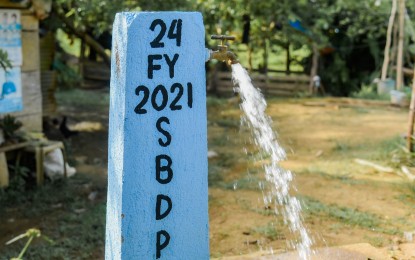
xmin=208 ymin=35 xmax=239 ymax=65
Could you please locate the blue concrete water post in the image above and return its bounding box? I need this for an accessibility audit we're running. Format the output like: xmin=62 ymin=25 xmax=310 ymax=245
xmin=105 ymin=12 xmax=209 ymax=259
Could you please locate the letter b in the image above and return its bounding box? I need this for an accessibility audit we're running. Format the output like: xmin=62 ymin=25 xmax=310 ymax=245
xmin=155 ymin=154 xmax=173 ymax=184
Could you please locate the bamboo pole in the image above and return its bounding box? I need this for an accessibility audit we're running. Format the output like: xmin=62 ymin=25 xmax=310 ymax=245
xmin=381 ymin=0 xmax=397 ymax=80
xmin=285 ymin=42 xmax=290 ymax=75
xmin=406 ymin=65 xmax=415 ymax=152
xmin=381 ymin=0 xmax=397 ymax=81
xmin=396 ymin=0 xmax=406 ymax=90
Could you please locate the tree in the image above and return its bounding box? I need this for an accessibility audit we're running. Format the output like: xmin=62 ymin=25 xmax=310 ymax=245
xmin=199 ymin=0 xmax=415 ymax=95
xmin=52 ymin=0 xmax=194 ymax=65
xmin=49 ymin=0 xmax=415 ymax=95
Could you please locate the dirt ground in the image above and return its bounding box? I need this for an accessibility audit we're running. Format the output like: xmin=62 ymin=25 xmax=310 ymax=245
xmin=1 ymin=89 xmax=415 ymax=259
xmin=208 ymin=97 xmax=415 ymax=258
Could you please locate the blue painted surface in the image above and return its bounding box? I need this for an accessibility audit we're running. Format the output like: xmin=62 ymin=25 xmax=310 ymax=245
xmin=106 ymin=12 xmax=209 ymax=259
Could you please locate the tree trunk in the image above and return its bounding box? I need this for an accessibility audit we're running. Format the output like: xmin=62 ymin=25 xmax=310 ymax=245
xmin=390 ymin=17 xmax=399 ymax=69
xmin=381 ymin=0 xmax=397 ymax=80
xmin=79 ymin=40 xmax=85 ymax=77
xmin=309 ymin=44 xmax=319 ymax=95
xmin=396 ymin=0 xmax=406 ymax=90
xmin=406 ymin=65 xmax=415 ymax=152
xmin=263 ymin=39 xmax=268 ymax=74
xmin=286 ymin=43 xmax=291 ymax=75
xmin=248 ymin=44 xmax=253 ymax=72
xmin=54 ymin=8 xmax=111 ymax=66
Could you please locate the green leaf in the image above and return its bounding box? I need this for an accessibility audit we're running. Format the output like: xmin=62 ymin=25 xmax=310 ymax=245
xmin=409 ymin=44 xmax=415 ymax=55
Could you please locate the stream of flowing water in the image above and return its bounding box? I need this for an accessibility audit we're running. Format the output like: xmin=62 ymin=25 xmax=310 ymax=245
xmin=231 ymin=63 xmax=312 ymax=259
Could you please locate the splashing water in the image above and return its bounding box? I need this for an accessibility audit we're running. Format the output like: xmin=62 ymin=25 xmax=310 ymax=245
xmin=231 ymin=64 xmax=312 ymax=259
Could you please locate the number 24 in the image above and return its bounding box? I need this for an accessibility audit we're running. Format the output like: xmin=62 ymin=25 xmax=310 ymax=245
xmin=150 ymin=19 xmax=182 ymax=48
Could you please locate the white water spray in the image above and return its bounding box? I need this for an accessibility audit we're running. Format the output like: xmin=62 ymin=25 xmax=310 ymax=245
xmin=232 ymin=64 xmax=312 ymax=259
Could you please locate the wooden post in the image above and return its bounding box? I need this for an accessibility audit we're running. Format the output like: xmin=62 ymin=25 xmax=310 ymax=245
xmin=406 ymin=65 xmax=415 ymax=152
xmin=309 ymin=44 xmax=319 ymax=95
xmin=396 ymin=0 xmax=406 ymax=90
xmin=35 ymin=146 xmax=44 ymax=186
xmin=105 ymin=12 xmax=209 ymax=259
xmin=381 ymin=0 xmax=397 ymax=81
xmin=286 ymin=42 xmax=291 ymax=75
xmin=0 ymin=152 xmax=9 ymax=188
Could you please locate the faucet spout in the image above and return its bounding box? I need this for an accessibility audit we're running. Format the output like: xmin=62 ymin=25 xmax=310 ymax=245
xmin=209 ymin=50 xmax=239 ymax=65
xmin=208 ymin=34 xmax=239 ymax=66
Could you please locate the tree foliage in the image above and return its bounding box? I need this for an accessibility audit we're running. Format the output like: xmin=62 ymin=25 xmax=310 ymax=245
xmin=53 ymin=0 xmax=193 ymax=36
xmin=51 ymin=0 xmax=415 ymax=95
xmin=199 ymin=0 xmax=415 ymax=95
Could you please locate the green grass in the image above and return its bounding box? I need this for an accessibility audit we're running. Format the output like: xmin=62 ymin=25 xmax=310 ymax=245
xmin=215 ymin=119 xmax=240 ymax=129
xmin=300 ymin=196 xmax=381 ymax=230
xmin=56 ymin=88 xmax=110 ymax=108
xmin=368 ymin=135 xmax=415 ymax=167
xmin=301 ymin=196 xmax=401 ymax=235
xmin=206 ymin=96 xmax=229 ymax=107
xmin=252 ymin=222 xmax=283 ymax=241
xmin=407 ymin=183 xmax=415 ymax=199
xmin=222 ymin=175 xmax=262 ymax=191
xmin=17 ymin=204 xmax=105 ymax=259
xmin=299 ymin=168 xmax=367 ymax=185
xmin=208 ymin=163 xmax=260 ymax=190
xmin=364 ymin=235 xmax=386 ymax=247
xmin=396 ymin=183 xmax=415 ymax=205
xmin=1 ymin=175 xmax=106 ymax=259
xmin=208 ymin=164 xmax=226 ymax=187
xmin=351 ymin=85 xmax=389 ymax=100
xmin=207 ymin=98 xmax=247 ymax=189
xmin=324 ymin=135 xmax=409 ymax=169
xmin=332 ymin=141 xmax=351 ymax=152
xmin=350 ymin=107 xmax=370 ymax=114
xmin=372 ymin=136 xmax=404 ymax=159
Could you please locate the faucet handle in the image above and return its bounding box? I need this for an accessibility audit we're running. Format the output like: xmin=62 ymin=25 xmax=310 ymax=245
xmin=211 ymin=35 xmax=236 ymax=46
xmin=211 ymin=35 xmax=236 ymax=41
